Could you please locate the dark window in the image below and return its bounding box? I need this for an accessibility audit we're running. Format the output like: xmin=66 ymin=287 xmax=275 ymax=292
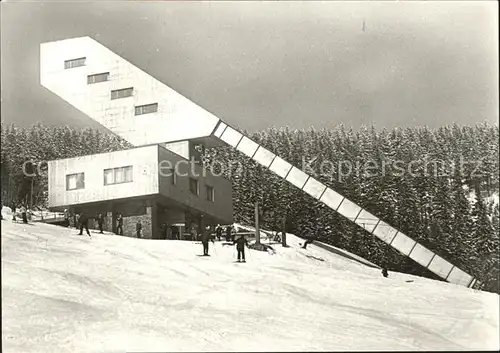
xmin=111 ymin=87 xmax=133 ymax=100
xmin=161 ymin=168 xmax=176 ymax=185
xmin=104 ymin=166 xmax=133 ymax=185
xmin=189 ymin=178 xmax=199 ymax=196
xmin=171 ymin=169 xmax=177 ymax=185
xmin=206 ymin=185 xmax=215 ymax=202
xmin=88 ymin=72 xmax=110 ymax=84
xmin=64 ymin=57 xmax=86 ymax=69
xmin=66 ymin=173 xmax=85 ymax=190
xmin=135 ymin=103 xmax=158 ymax=115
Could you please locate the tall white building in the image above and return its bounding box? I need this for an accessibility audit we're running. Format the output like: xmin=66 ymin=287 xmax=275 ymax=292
xmin=40 ymin=37 xmax=232 ymax=239
xmin=40 ymin=36 xmax=222 ymax=159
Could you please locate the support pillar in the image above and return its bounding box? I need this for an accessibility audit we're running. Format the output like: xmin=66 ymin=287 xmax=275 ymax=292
xmin=282 ymin=215 xmax=287 ymax=247
xmin=255 ymin=201 xmax=261 ymax=244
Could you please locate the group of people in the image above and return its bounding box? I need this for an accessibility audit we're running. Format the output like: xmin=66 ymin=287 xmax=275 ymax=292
xmin=11 ymin=205 xmax=30 ymax=224
xmin=63 ymin=211 xmax=143 ymax=238
xmin=214 ymin=224 xmax=236 ymax=242
xmin=199 ymin=225 xmax=250 ymax=262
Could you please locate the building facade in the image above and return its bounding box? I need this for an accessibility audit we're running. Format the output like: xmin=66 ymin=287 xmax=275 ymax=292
xmin=48 ymin=144 xmax=233 ymax=239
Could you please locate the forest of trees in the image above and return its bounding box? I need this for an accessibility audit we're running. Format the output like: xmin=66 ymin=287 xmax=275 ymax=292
xmin=1 ymin=122 xmax=499 ymax=292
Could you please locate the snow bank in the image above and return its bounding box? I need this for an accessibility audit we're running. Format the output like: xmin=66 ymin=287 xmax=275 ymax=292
xmin=1 ymin=220 xmax=498 ymax=352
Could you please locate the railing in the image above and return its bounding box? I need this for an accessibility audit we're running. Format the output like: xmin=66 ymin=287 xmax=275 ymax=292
xmin=29 ymin=211 xmax=66 ymax=222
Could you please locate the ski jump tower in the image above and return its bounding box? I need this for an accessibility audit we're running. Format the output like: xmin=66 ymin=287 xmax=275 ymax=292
xmin=40 ymin=36 xmax=478 ymax=288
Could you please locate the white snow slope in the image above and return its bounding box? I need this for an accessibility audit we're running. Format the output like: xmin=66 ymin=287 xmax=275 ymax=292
xmin=1 ymin=220 xmax=499 ymax=353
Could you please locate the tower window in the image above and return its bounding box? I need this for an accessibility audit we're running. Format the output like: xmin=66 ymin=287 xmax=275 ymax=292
xmin=64 ymin=57 xmax=86 ymax=69
xmin=88 ymin=72 xmax=110 ymax=84
xmin=189 ymin=178 xmax=199 ymax=196
xmin=206 ymin=185 xmax=215 ymax=202
xmin=135 ymin=103 xmax=158 ymax=115
xmin=111 ymin=87 xmax=134 ymax=100
xmin=171 ymin=169 xmax=177 ymax=185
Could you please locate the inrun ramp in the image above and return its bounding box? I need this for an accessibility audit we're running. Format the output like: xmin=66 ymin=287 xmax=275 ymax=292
xmin=40 ymin=36 xmax=478 ymax=288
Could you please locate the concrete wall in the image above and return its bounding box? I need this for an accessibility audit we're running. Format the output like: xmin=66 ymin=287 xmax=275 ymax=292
xmin=40 ymin=36 xmax=220 ymax=146
xmin=157 ymin=145 xmax=233 ymax=224
xmin=120 ymin=206 xmax=153 ymax=239
xmin=48 ymin=145 xmax=159 ymax=208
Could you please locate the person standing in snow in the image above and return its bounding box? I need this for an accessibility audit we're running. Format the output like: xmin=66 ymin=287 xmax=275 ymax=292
xmin=116 ymin=213 xmax=123 ymax=235
xmin=382 ymin=266 xmax=389 ymax=278
xmin=136 ymin=220 xmax=143 ymax=238
xmin=64 ymin=209 xmax=70 ymax=227
xmin=224 ymin=225 xmax=231 ymax=242
xmin=215 ymin=224 xmax=223 ymax=241
xmin=233 ymin=234 xmax=250 ymax=262
xmin=160 ymin=223 xmax=167 ymax=239
xmin=201 ymin=226 xmax=214 ymax=255
xmin=78 ymin=212 xmax=91 ymax=237
xmin=191 ymin=226 xmax=198 ymax=241
xmin=97 ymin=213 xmax=104 ymax=234
xmin=302 ymin=236 xmax=315 ymax=250
xmin=20 ymin=205 xmax=28 ymax=224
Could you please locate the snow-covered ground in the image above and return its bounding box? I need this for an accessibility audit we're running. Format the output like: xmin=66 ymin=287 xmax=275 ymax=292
xmin=1 ymin=220 xmax=498 ymax=352
xmin=1 ymin=206 xmax=65 ymax=222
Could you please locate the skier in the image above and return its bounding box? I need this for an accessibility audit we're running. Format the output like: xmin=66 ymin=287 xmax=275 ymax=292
xmin=215 ymin=224 xmax=223 ymax=241
xmin=302 ymin=236 xmax=315 ymax=250
xmin=382 ymin=266 xmax=389 ymax=278
xmin=20 ymin=205 xmax=28 ymax=224
xmin=233 ymin=234 xmax=250 ymax=262
xmin=116 ymin=213 xmax=123 ymax=235
xmin=191 ymin=226 xmax=198 ymax=241
xmin=136 ymin=220 xmax=143 ymax=238
xmin=171 ymin=226 xmax=179 ymax=240
xmin=225 ymin=225 xmax=232 ymax=242
xmin=97 ymin=213 xmax=104 ymax=234
xmin=78 ymin=212 xmax=91 ymax=237
xmin=201 ymin=226 xmax=214 ymax=256
xmin=64 ymin=209 xmax=70 ymax=227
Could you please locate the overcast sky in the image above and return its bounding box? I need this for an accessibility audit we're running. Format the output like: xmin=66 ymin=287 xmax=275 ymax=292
xmin=1 ymin=1 xmax=498 ymax=133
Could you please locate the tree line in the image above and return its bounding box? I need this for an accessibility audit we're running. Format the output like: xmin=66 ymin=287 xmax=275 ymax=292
xmin=1 ymin=122 xmax=498 ymax=292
